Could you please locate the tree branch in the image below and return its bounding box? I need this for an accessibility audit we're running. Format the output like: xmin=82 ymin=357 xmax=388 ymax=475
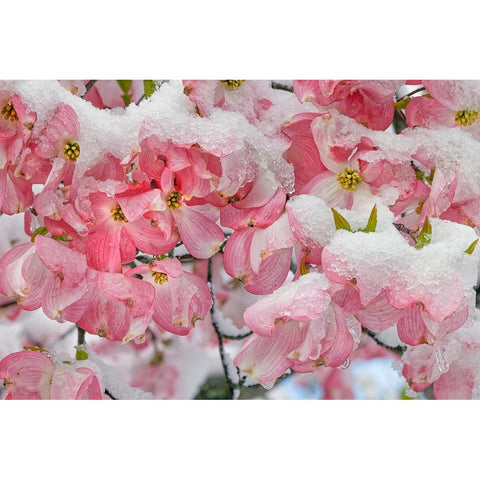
xmin=83 ymin=80 xmax=97 ymax=97
xmin=208 ymin=257 xmax=240 ymax=399
xmin=363 ymin=328 xmax=406 ymax=355
xmin=104 ymin=388 xmax=117 ymax=400
xmin=222 ymin=331 xmax=253 ymax=341
xmin=271 ymin=81 xmax=294 ymax=93
xmin=396 ymin=86 xmax=426 ymax=102
xmin=0 ymin=300 xmax=18 ymax=309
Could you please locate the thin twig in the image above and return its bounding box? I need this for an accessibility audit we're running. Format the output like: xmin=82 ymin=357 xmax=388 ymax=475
xmin=394 ymin=222 xmax=416 ymax=238
xmin=222 ymin=331 xmax=253 ymax=341
xmin=363 ymin=328 xmax=406 ymax=355
xmin=104 ymin=388 xmax=117 ymax=400
xmin=208 ymin=257 xmax=240 ymax=399
xmin=83 ymin=80 xmax=97 ymax=97
xmin=271 ymin=81 xmax=294 ymax=93
xmin=0 ymin=300 xmax=18 ymax=309
xmin=77 ymin=326 xmax=86 ymax=347
xmin=396 ymin=86 xmax=426 ymax=102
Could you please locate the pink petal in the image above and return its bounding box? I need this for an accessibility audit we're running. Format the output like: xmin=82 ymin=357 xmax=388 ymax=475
xmin=35 ymin=235 xmax=87 ymax=289
xmin=233 ymin=170 xmax=278 ymax=209
xmin=98 ymin=272 xmax=155 ymax=317
xmin=0 ymin=350 xmax=55 ymax=399
xmin=245 ymin=247 xmax=292 ymax=295
xmin=172 ymin=206 xmax=224 ymax=259
xmin=126 ymin=216 xmax=178 ymax=256
xmin=234 ymin=321 xmax=306 ymax=387
xmin=356 ymin=291 xmax=404 ymax=332
xmin=405 ymin=96 xmax=456 ymax=128
xmin=220 ymin=187 xmax=286 ymax=230
xmin=397 ymin=305 xmax=434 ymax=346
xmin=86 ymin=222 xmax=132 ymax=273
xmin=117 ymin=189 xmax=165 ymax=222
xmin=317 ymin=305 xmax=355 ymax=367
xmin=249 ymin=213 xmax=295 ymax=274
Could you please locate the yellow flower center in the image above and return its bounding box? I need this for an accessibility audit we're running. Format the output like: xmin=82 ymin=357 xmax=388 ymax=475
xmin=455 ymin=110 xmax=479 ymax=126
xmin=166 ymin=190 xmax=182 ymax=209
xmin=152 ymin=271 xmax=168 ymax=284
xmin=220 ymin=80 xmax=245 ymax=90
xmin=63 ymin=141 xmax=80 ymax=162
xmin=1 ymin=102 xmax=18 ymax=122
xmin=337 ymin=167 xmax=362 ymax=191
xmin=111 ymin=204 xmax=128 ymax=223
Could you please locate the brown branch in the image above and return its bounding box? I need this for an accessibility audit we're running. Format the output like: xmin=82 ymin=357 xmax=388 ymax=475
xmin=363 ymin=328 xmax=406 ymax=355
xmin=208 ymin=257 xmax=240 ymax=399
xmin=83 ymin=80 xmax=97 ymax=97
xmin=396 ymin=86 xmax=426 ymax=102
xmin=0 ymin=300 xmax=18 ymax=309
xmin=271 ymin=81 xmax=294 ymax=93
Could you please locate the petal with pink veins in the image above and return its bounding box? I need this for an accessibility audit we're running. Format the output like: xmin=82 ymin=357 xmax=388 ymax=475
xmin=172 ymin=206 xmax=224 ymax=259
xmin=234 ymin=321 xmax=306 ymax=387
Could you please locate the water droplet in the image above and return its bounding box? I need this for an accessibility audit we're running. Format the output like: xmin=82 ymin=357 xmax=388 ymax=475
xmin=435 ymin=348 xmax=449 ymax=374
xmin=340 ymin=358 xmax=351 ymax=369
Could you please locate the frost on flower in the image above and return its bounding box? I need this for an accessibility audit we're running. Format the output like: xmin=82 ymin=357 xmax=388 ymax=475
xmin=0 ymin=79 xmax=480 ymax=400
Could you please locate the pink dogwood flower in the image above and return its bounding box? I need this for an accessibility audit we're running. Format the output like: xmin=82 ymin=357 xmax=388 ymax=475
xmin=220 ymin=169 xmax=287 ymax=230
xmin=0 ymin=236 xmax=88 ymax=321
xmin=281 ymin=112 xmax=326 ymax=193
xmin=72 ymin=269 xmax=155 ymax=343
xmin=406 ymin=80 xmax=480 ymax=130
xmin=129 ymin=257 xmax=212 ymax=336
xmin=234 ymin=273 xmax=358 ymax=387
xmin=85 ymin=181 xmax=179 ymax=272
xmin=223 ymin=213 xmax=294 ymax=295
xmin=182 ymin=80 xmax=273 ymax=122
xmin=0 ymin=94 xmax=39 ymax=214
xmin=32 ymin=103 xmax=81 ymax=189
xmin=293 ymin=80 xmax=401 ymax=130
xmin=0 ymin=349 xmax=104 ymax=399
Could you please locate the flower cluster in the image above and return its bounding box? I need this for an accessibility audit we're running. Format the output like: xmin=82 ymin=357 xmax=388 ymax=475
xmin=0 ymin=80 xmax=479 ymax=400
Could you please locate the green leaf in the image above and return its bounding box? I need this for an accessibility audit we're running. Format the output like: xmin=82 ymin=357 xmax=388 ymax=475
xmin=425 ymin=169 xmax=435 ymax=185
xmin=465 ymin=238 xmax=479 ymax=255
xmin=360 ymin=204 xmax=378 ymax=233
xmin=30 ymin=226 xmax=48 ymax=242
xmin=51 ymin=234 xmax=72 ymax=242
xmin=400 ymin=386 xmax=415 ymax=400
xmin=415 ymin=216 xmax=432 ymax=249
xmin=331 ymin=208 xmax=352 ymax=232
xmin=143 ymin=80 xmax=156 ymax=98
xmin=75 ymin=346 xmax=88 ymax=361
xmin=117 ymin=80 xmax=133 ymax=106
xmin=117 ymin=80 xmax=132 ymax=95
xmin=394 ymin=97 xmax=412 ymax=110
xmin=414 ymin=170 xmax=425 ymax=181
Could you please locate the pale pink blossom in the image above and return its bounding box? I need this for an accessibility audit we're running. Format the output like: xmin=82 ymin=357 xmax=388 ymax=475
xmin=406 ymin=80 xmax=480 ymax=130
xmin=182 ymin=80 xmax=273 ymax=122
xmin=293 ymin=80 xmax=401 ymax=130
xmin=32 ymin=103 xmax=81 ymax=190
xmin=234 ymin=273 xmax=357 ymax=387
xmin=85 ymin=182 xmax=178 ymax=272
xmin=73 ymin=269 xmax=155 ymax=343
xmin=0 ymin=349 xmax=104 ymax=400
xmin=223 ymin=213 xmax=294 ymax=295
xmin=129 ymin=257 xmax=211 ymax=336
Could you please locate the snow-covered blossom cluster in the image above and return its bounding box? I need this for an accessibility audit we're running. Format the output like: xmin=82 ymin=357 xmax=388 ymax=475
xmin=0 ymin=79 xmax=479 ymax=400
